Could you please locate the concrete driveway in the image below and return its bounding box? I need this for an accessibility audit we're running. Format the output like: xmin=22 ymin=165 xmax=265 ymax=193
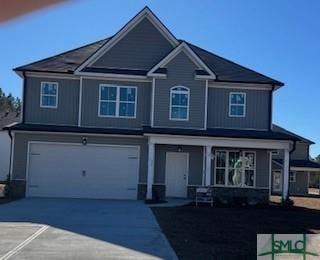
xmin=0 ymin=199 xmax=177 ymax=260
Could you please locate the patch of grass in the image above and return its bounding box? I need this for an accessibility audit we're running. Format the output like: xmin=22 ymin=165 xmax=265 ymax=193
xmin=152 ymin=200 xmax=320 ymax=260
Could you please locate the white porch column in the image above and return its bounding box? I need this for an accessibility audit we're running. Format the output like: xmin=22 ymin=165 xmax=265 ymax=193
xmin=205 ymin=145 xmax=213 ymax=186
xmin=282 ymin=149 xmax=290 ymax=200
xmin=147 ymin=141 xmax=155 ymax=200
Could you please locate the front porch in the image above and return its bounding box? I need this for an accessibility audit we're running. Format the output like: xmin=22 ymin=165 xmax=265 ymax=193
xmin=145 ymin=134 xmax=292 ymax=203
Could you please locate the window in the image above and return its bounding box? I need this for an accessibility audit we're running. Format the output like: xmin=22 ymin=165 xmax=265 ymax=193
xmin=229 ymin=92 xmax=246 ymax=117
xmin=170 ymin=86 xmax=189 ymax=120
xmin=289 ymin=171 xmax=296 ymax=182
xmin=99 ymin=85 xmax=136 ymax=118
xmin=214 ymin=150 xmax=256 ymax=187
xmin=40 ymin=82 xmax=58 ymax=108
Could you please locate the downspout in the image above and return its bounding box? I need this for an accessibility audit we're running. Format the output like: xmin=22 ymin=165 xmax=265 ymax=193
xmin=22 ymin=71 xmax=26 ymax=124
xmin=7 ymin=129 xmax=13 ymax=184
xmin=268 ymin=85 xmax=275 ymax=130
xmin=286 ymin=140 xmax=296 ymax=200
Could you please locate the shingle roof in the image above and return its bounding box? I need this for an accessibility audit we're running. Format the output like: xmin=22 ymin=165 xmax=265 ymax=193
xmin=13 ymin=37 xmax=283 ymax=86
xmin=5 ymin=123 xmax=298 ymax=141
xmin=14 ymin=38 xmax=110 ymax=74
xmin=273 ymin=159 xmax=320 ymax=169
xmin=0 ymin=111 xmax=21 ymax=130
xmin=186 ymin=41 xmax=284 ymax=86
xmin=272 ymin=124 xmax=314 ymax=144
xmin=143 ymin=126 xmax=298 ymax=141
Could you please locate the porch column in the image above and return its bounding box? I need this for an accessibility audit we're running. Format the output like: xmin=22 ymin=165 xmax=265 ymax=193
xmin=282 ymin=149 xmax=290 ymax=200
xmin=205 ymin=145 xmax=213 ymax=186
xmin=146 ymin=141 xmax=155 ymax=200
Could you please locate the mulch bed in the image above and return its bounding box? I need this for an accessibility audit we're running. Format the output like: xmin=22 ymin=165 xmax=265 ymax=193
xmin=152 ymin=199 xmax=320 ymax=260
xmin=0 ymin=197 xmax=17 ymax=205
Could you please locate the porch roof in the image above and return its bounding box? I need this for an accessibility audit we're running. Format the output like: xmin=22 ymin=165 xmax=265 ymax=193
xmin=4 ymin=123 xmax=299 ymax=142
xmin=143 ymin=126 xmax=299 ymax=141
xmin=273 ymin=159 xmax=320 ymax=170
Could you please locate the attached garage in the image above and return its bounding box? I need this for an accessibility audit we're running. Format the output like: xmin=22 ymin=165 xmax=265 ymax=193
xmin=26 ymin=142 xmax=139 ymax=199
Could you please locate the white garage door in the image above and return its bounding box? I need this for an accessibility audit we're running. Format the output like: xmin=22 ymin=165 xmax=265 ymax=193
xmin=27 ymin=143 xmax=139 ymax=199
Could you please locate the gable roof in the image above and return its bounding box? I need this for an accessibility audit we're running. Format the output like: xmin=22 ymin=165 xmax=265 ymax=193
xmin=0 ymin=111 xmax=20 ymax=130
xmin=13 ymin=7 xmax=283 ymax=86
xmin=75 ymin=6 xmax=179 ymax=74
xmin=273 ymin=159 xmax=320 ymax=169
xmin=147 ymin=41 xmax=216 ymax=79
xmin=272 ymin=124 xmax=314 ymax=144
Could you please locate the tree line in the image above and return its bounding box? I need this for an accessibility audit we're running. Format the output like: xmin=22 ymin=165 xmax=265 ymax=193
xmin=0 ymin=87 xmax=21 ymax=112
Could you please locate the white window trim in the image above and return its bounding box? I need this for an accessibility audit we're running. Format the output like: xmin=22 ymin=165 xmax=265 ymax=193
xmin=40 ymin=81 xmax=58 ymax=108
xmin=228 ymin=92 xmax=246 ymax=117
xmin=169 ymin=86 xmax=190 ymax=121
xmin=98 ymin=84 xmax=137 ymax=119
xmin=214 ymin=150 xmax=256 ymax=188
xmin=289 ymin=171 xmax=296 ymax=182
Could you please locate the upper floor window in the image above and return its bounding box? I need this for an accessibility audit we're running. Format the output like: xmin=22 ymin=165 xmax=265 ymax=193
xmin=170 ymin=86 xmax=189 ymax=121
xmin=99 ymin=85 xmax=137 ymax=118
xmin=40 ymin=82 xmax=58 ymax=108
xmin=229 ymin=92 xmax=246 ymax=117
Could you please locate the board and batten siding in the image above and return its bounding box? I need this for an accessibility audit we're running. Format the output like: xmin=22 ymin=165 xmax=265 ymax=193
xmin=92 ymin=18 xmax=173 ymax=70
xmin=153 ymin=52 xmax=206 ymax=129
xmin=11 ymin=133 xmax=148 ymax=183
xmin=207 ymin=87 xmax=270 ymax=130
xmin=81 ymin=79 xmax=151 ymax=129
xmin=24 ymin=77 xmax=80 ymax=125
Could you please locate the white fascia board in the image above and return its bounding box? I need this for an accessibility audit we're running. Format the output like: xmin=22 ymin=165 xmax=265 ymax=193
xmin=146 ymin=134 xmax=291 ymax=150
xmin=75 ymin=7 xmax=179 ymax=74
xmin=147 ymin=42 xmax=216 ymax=79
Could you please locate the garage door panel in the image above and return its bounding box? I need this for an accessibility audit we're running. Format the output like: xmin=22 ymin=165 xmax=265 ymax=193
xmin=27 ymin=143 xmax=139 ymax=199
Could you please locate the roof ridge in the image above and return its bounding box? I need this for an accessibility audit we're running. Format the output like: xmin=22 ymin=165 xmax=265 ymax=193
xmin=184 ymin=40 xmax=284 ymax=86
xmin=14 ymin=37 xmax=111 ymax=72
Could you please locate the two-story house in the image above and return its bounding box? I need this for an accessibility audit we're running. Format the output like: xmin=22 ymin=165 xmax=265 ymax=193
xmin=6 ymin=7 xmax=314 ymax=203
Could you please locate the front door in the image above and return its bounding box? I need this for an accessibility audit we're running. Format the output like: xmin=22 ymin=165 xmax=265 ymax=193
xmin=165 ymin=152 xmax=189 ymax=198
xmin=273 ymin=171 xmax=282 ymax=193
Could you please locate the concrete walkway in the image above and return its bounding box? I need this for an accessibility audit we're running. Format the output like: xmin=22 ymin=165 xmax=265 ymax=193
xmin=0 ymin=198 xmax=177 ymax=260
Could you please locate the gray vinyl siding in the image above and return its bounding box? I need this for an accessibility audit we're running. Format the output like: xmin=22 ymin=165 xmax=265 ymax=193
xmin=153 ymin=52 xmax=206 ymax=128
xmin=211 ymin=148 xmax=270 ymax=188
xmin=207 ymin=87 xmax=270 ymax=129
xmin=12 ymin=133 xmax=148 ymax=183
xmin=81 ymin=79 xmax=151 ymax=129
xmin=289 ymin=171 xmax=309 ymax=195
xmin=273 ymin=141 xmax=310 ymax=160
xmin=291 ymin=142 xmax=310 ymax=160
xmin=24 ymin=77 xmax=79 ymax=125
xmin=154 ymin=145 xmax=203 ymax=186
xmin=92 ymin=18 xmax=173 ymax=70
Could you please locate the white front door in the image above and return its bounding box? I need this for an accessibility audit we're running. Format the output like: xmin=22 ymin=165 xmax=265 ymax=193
xmin=273 ymin=171 xmax=282 ymax=192
xmin=165 ymin=152 xmax=189 ymax=198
